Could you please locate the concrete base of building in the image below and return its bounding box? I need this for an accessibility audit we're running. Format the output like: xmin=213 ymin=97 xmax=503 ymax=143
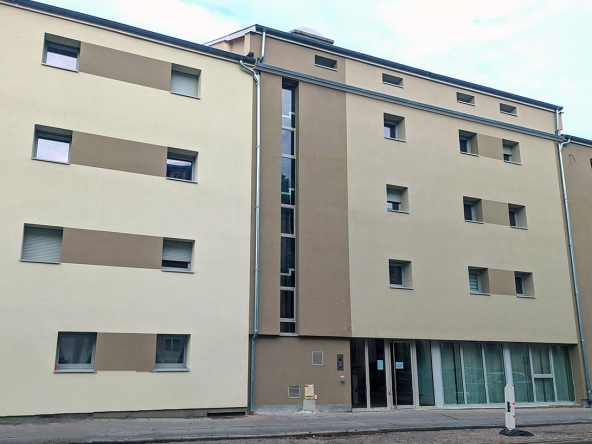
xmin=255 ymin=403 xmax=351 ymax=414
xmin=0 ymin=407 xmax=247 ymax=424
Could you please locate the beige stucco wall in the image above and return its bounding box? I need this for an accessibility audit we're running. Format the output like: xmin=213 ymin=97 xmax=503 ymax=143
xmin=346 ymin=93 xmax=577 ymax=343
xmin=0 ymin=3 xmax=252 ymax=416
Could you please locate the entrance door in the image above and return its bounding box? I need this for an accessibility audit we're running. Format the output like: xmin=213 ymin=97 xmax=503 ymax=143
xmin=390 ymin=342 xmax=414 ymax=407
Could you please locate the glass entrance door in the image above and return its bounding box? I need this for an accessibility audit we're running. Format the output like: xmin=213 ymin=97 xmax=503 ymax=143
xmin=390 ymin=342 xmax=414 ymax=407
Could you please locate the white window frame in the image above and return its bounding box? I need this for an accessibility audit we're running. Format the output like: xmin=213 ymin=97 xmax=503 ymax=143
xmin=55 ymin=332 xmax=96 ymax=372
xmin=43 ymin=41 xmax=80 ymax=72
xmin=21 ymin=225 xmax=64 ymax=264
xmin=503 ymin=144 xmax=514 ymax=163
xmin=460 ymin=136 xmax=472 ymax=154
xmin=389 ymin=261 xmax=407 ymax=288
xmin=384 ymin=120 xmax=400 ymax=140
xmin=161 ymin=239 xmax=194 ymax=273
xmin=166 ymin=150 xmax=197 ymax=183
xmin=464 ymin=201 xmax=477 ymax=222
xmin=33 ymin=130 xmax=72 ymax=165
xmin=469 ymin=269 xmax=483 ymax=293
xmin=154 ymin=334 xmax=189 ymax=370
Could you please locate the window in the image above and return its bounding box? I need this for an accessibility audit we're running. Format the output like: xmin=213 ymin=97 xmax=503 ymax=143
xmin=21 ymin=225 xmax=63 ymax=264
xmin=43 ymin=36 xmax=80 ymax=71
xmin=515 ymin=272 xmax=533 ymax=297
xmin=314 ymin=55 xmax=337 ymax=70
xmin=55 ymin=333 xmax=96 ymax=371
xmin=459 ymin=130 xmax=476 ymax=154
xmin=389 ymin=260 xmax=411 ymax=288
xmin=167 ymin=149 xmax=196 ymax=182
xmin=508 ymin=204 xmax=527 ymax=228
xmin=386 ymin=185 xmax=408 ymax=212
xmin=457 ymin=92 xmax=475 ymax=105
xmin=288 ymin=385 xmax=301 ymax=399
xmin=500 ymin=103 xmax=517 ymax=116
xmin=503 ymin=140 xmax=520 ymax=163
xmin=468 ymin=268 xmax=488 ymax=293
xmin=162 ymin=239 xmax=193 ymax=272
xmin=383 ymin=73 xmax=403 ymax=87
xmin=280 ymin=289 xmax=296 ymax=334
xmin=34 ymin=128 xmax=71 ymax=164
xmin=384 ymin=113 xmax=405 ymax=141
xmin=171 ymin=65 xmax=200 ymax=98
xmin=463 ymin=197 xmax=482 ymax=222
xmin=155 ymin=334 xmax=188 ymax=369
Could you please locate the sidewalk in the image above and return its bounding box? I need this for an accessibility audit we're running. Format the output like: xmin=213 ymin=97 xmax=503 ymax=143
xmin=1 ymin=407 xmax=591 ymax=444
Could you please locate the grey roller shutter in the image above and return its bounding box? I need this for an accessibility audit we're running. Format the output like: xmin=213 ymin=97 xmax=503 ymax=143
xmin=22 ymin=226 xmax=63 ymax=263
xmin=162 ymin=240 xmax=192 ymax=263
xmin=387 ymin=187 xmax=402 ymax=203
xmin=171 ymin=71 xmax=199 ymax=98
xmin=469 ymin=270 xmax=480 ymax=292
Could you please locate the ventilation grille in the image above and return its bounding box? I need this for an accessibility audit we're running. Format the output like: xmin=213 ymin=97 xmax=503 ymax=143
xmin=312 ymin=351 xmax=324 ymax=366
xmin=288 ymin=385 xmax=300 ymax=399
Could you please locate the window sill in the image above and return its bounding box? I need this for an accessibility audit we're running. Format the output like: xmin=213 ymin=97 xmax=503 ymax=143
xmin=383 ymin=82 xmax=403 ymax=88
xmin=54 ymin=369 xmax=95 ymax=373
xmin=279 ymin=333 xmax=299 ymax=337
xmin=314 ymin=64 xmax=337 ymax=72
xmin=465 ymin=220 xmax=484 ymax=224
xmin=153 ymin=368 xmax=190 ymax=372
xmin=460 ymin=151 xmax=479 ymax=157
xmin=384 ymin=136 xmax=406 ymax=142
xmin=457 ymin=100 xmax=475 ymax=106
xmin=517 ymin=294 xmax=535 ymax=299
xmin=166 ymin=177 xmax=198 ymax=184
xmin=32 ymin=157 xmax=70 ymax=166
xmin=171 ymin=91 xmax=200 ymax=100
xmin=500 ymin=111 xmax=517 ymax=117
xmin=504 ymin=160 xmax=522 ymax=165
xmin=387 ymin=209 xmax=409 ymax=214
xmin=161 ymin=268 xmax=195 ymax=274
xmin=470 ymin=291 xmax=491 ymax=296
xmin=511 ymin=226 xmax=528 ymax=230
xmin=42 ymin=62 xmax=78 ymax=73
xmin=390 ymin=285 xmax=413 ymax=290
xmin=20 ymin=259 xmax=60 ymax=265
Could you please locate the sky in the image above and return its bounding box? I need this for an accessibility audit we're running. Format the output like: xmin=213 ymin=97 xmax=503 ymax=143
xmin=41 ymin=0 xmax=592 ymax=138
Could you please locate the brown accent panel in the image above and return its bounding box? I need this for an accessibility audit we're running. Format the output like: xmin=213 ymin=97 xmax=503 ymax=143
xmin=475 ymin=134 xmax=503 ymax=160
xmin=61 ymin=228 xmax=163 ymax=269
xmin=481 ymin=199 xmax=510 ymax=226
xmin=488 ymin=269 xmax=516 ymax=296
xmin=71 ymin=132 xmax=167 ymax=177
xmin=254 ymin=336 xmax=351 ymax=407
xmin=94 ymin=333 xmax=157 ymax=372
xmin=298 ymin=82 xmax=352 ymax=337
xmin=255 ymin=73 xmax=283 ymax=335
xmin=79 ymin=42 xmax=172 ymax=90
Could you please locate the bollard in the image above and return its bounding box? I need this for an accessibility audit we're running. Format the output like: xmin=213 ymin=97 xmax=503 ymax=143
xmin=500 ymin=384 xmax=533 ymax=437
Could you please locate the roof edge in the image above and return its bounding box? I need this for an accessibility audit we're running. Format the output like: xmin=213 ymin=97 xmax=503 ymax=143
xmin=255 ymin=25 xmax=562 ymax=111
xmin=564 ymin=134 xmax=592 ymax=146
xmin=3 ymin=0 xmax=256 ymax=64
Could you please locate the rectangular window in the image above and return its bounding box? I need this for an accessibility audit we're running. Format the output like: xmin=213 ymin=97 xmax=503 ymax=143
xmin=281 ymin=207 xmax=295 ymax=235
xmin=34 ymin=129 xmax=71 ymax=164
xmin=463 ymin=197 xmax=481 ymax=222
xmin=386 ymin=185 xmax=407 ymax=212
xmin=459 ymin=131 xmax=476 ymax=154
xmin=43 ymin=36 xmax=80 ymax=71
xmin=166 ymin=149 xmax=196 ymax=182
xmin=508 ymin=204 xmax=527 ymax=228
xmin=155 ymin=334 xmax=188 ymax=369
xmin=500 ymin=103 xmax=517 ymax=116
xmin=509 ymin=343 xmax=534 ymax=402
xmin=468 ymin=269 xmax=482 ymax=293
xmin=389 ymin=260 xmax=411 ymax=288
xmin=382 ymin=73 xmax=403 ymax=87
xmin=384 ymin=113 xmax=405 ymax=141
xmin=457 ymin=92 xmax=475 ymax=105
xmin=516 ymin=276 xmax=526 ymax=297
xmin=171 ymin=66 xmax=200 ymax=98
xmin=314 ymin=55 xmax=337 ymax=70
xmin=280 ymin=237 xmax=296 ymax=287
xmin=515 ymin=272 xmax=533 ymax=297
xmin=503 ymin=140 xmax=520 ymax=163
xmin=280 ymin=290 xmax=295 ymax=324
xmin=21 ymin=225 xmax=63 ymax=264
xmin=162 ymin=239 xmax=193 ymax=271
xmin=55 ymin=332 xmax=96 ymax=371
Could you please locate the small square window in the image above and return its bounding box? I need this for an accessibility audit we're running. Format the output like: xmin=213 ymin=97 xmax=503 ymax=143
xmin=314 ymin=55 xmax=337 ymax=70
xmin=514 ymin=272 xmax=533 ymax=297
xmin=34 ymin=129 xmax=71 ymax=164
xmin=21 ymin=225 xmax=63 ymax=264
xmin=508 ymin=204 xmax=527 ymax=228
xmin=500 ymin=103 xmax=517 ymax=116
xmin=459 ymin=131 xmax=477 ymax=155
xmin=155 ymin=334 xmax=189 ymax=369
xmin=502 ymin=140 xmax=520 ymax=164
xmin=55 ymin=332 xmax=96 ymax=371
xmin=43 ymin=37 xmax=80 ymax=71
xmin=468 ymin=268 xmax=488 ymax=294
xmin=383 ymin=73 xmax=403 ymax=87
xmin=386 ymin=185 xmax=408 ymax=212
xmin=457 ymin=92 xmax=475 ymax=105
xmin=167 ymin=149 xmax=196 ymax=182
xmin=463 ymin=197 xmax=482 ymax=222
xmin=171 ymin=65 xmax=200 ymax=98
xmin=162 ymin=239 xmax=193 ymax=272
xmin=384 ymin=113 xmax=405 ymax=141
xmin=389 ymin=259 xmax=411 ymax=288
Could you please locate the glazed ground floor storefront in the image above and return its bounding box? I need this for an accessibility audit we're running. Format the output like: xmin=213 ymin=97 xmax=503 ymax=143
xmin=350 ymin=339 xmax=576 ymax=409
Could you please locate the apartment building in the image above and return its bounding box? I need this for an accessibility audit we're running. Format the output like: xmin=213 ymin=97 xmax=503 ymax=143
xmin=209 ymin=26 xmax=583 ymax=412
xmin=0 ymin=1 xmax=254 ymax=417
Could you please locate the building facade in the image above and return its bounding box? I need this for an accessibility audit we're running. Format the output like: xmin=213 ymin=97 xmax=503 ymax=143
xmin=0 ymin=1 xmax=254 ymax=417
xmin=209 ymin=26 xmax=583 ymax=412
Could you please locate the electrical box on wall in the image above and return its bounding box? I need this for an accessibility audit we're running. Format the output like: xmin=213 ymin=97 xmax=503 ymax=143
xmin=304 ymin=384 xmax=315 ymax=399
xmin=337 ymin=354 xmax=344 ymax=371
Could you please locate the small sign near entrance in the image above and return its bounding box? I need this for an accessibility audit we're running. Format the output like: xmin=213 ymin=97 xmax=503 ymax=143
xmin=377 ymin=360 xmax=384 ymax=370
xmin=395 ymin=362 xmax=404 ymax=369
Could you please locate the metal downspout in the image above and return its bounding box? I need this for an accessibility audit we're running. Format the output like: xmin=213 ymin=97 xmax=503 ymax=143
xmin=557 ymin=137 xmax=592 ymax=406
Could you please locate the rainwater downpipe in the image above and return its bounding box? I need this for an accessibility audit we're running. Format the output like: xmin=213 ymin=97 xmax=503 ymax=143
xmin=239 ymin=29 xmax=265 ymax=415
xmin=557 ymin=136 xmax=592 ymax=406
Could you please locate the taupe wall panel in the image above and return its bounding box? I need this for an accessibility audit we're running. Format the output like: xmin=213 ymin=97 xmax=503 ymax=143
xmin=254 ymin=336 xmax=351 ymax=408
xmin=94 ymin=333 xmax=157 ymax=372
xmin=71 ymin=132 xmax=167 ymax=177
xmin=476 ymin=134 xmax=503 ymax=160
xmin=297 ymin=83 xmax=352 ymax=337
xmin=482 ymin=199 xmax=510 ymax=226
xmin=256 ymin=73 xmax=283 ymax=335
xmin=79 ymin=42 xmax=172 ymax=90
xmin=61 ymin=228 xmax=163 ymax=269
xmin=488 ymin=269 xmax=516 ymax=296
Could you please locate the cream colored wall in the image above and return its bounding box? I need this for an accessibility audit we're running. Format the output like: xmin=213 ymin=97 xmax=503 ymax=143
xmin=0 ymin=4 xmax=252 ymax=416
xmin=346 ymin=93 xmax=576 ymax=344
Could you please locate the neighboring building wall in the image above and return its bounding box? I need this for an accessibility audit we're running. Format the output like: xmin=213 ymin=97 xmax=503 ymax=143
xmin=0 ymin=3 xmax=253 ymax=416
